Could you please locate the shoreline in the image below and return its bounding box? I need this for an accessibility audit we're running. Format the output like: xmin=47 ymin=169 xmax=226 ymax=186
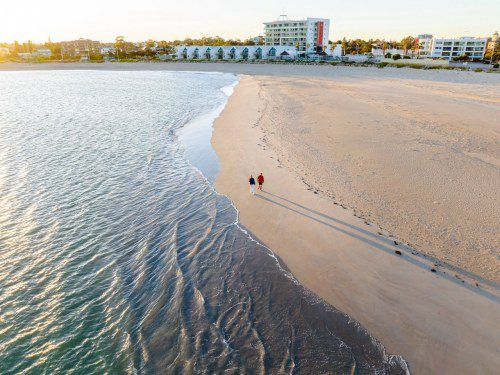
xmin=177 ymin=73 xmax=411 ymax=372
xmin=211 ymin=75 xmax=499 ymax=374
xmin=1 ymin=61 xmax=499 ymax=83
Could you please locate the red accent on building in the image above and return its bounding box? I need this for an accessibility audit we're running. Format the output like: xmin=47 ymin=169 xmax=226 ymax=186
xmin=317 ymin=22 xmax=324 ymax=45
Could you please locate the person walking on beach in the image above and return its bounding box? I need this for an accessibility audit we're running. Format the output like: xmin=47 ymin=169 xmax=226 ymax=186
xmin=249 ymin=175 xmax=256 ymax=194
xmin=257 ymin=173 xmax=264 ymax=190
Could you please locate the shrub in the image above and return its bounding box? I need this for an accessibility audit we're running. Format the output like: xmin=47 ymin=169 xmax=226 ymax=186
xmin=474 ymin=68 xmax=483 ymax=72
xmin=378 ymin=62 xmax=389 ymax=68
xmin=384 ymin=52 xmax=392 ymax=58
xmin=493 ymin=63 xmax=499 ymax=69
xmin=403 ymin=55 xmax=411 ymax=59
xmin=392 ymin=54 xmax=401 ymax=60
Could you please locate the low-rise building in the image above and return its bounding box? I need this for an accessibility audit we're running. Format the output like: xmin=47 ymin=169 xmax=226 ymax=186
xmin=176 ymin=45 xmax=297 ymax=60
xmin=0 ymin=47 xmax=10 ymax=57
xmin=100 ymin=46 xmax=115 ymax=55
xmin=430 ymin=36 xmax=487 ymax=60
xmin=17 ymin=52 xmax=33 ymax=59
xmin=61 ymin=38 xmax=101 ymax=57
xmin=371 ymin=48 xmax=408 ymax=57
xmin=36 ymin=48 xmax=52 ymax=58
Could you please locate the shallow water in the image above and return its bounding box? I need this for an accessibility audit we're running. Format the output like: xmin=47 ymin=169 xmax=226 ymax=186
xmin=0 ymin=70 xmax=409 ymax=374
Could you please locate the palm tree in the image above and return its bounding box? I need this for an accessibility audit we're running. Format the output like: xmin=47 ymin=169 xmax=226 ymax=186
xmin=400 ymin=36 xmax=415 ymax=56
xmin=114 ymin=36 xmax=125 ymax=60
xmin=341 ymin=38 xmax=348 ymax=55
xmin=381 ymin=40 xmax=388 ymax=57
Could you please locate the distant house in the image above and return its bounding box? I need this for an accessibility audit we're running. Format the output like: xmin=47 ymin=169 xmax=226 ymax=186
xmin=17 ymin=52 xmax=33 ymax=60
xmin=61 ymin=38 xmax=101 ymax=57
xmin=0 ymin=47 xmax=9 ymax=57
xmin=36 ymin=48 xmax=52 ymax=58
xmin=371 ymin=48 xmax=408 ymax=57
xmin=100 ymin=46 xmax=115 ymax=55
xmin=332 ymin=43 xmax=342 ymax=57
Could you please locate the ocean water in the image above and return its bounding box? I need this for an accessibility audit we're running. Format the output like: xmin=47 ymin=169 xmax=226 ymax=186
xmin=0 ymin=70 xmax=409 ymax=374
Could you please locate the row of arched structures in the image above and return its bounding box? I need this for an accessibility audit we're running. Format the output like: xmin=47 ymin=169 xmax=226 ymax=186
xmin=176 ymin=45 xmax=298 ymax=60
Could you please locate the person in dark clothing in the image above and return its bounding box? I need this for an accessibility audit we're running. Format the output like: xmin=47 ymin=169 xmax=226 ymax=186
xmin=257 ymin=173 xmax=264 ymax=190
xmin=249 ymin=175 xmax=256 ymax=194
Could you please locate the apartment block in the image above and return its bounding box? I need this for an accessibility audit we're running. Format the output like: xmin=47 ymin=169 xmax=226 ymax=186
xmin=430 ymin=37 xmax=487 ymax=60
xmin=417 ymin=34 xmax=434 ymax=57
xmin=264 ymin=17 xmax=330 ymax=54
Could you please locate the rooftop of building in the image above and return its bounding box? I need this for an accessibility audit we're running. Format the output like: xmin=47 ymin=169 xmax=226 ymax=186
xmin=263 ymin=16 xmax=328 ymax=25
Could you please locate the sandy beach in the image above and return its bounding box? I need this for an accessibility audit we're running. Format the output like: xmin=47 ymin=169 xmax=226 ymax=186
xmin=3 ymin=62 xmax=499 ymax=373
xmin=211 ymin=72 xmax=499 ymax=373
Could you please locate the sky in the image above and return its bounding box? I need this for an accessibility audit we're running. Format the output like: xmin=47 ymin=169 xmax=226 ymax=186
xmin=1 ymin=0 xmax=499 ymax=43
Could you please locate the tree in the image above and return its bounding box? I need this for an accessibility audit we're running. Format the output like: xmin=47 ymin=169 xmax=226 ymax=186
xmin=145 ymin=39 xmax=156 ymax=50
xmin=485 ymin=39 xmax=500 ymax=63
xmin=400 ymin=36 xmax=415 ymax=56
xmin=157 ymin=40 xmax=174 ymax=55
xmin=341 ymin=37 xmax=348 ymax=55
xmin=412 ymin=39 xmax=423 ymax=58
xmin=114 ymin=36 xmax=126 ymax=59
xmin=380 ymin=40 xmax=389 ymax=56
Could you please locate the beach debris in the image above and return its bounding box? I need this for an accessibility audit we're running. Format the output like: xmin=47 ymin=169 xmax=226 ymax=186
xmin=377 ymin=232 xmax=383 ymax=235
xmin=393 ymin=241 xmax=399 ymax=245
xmin=395 ymin=250 xmax=402 ymax=255
xmin=430 ymin=268 xmax=437 ymax=273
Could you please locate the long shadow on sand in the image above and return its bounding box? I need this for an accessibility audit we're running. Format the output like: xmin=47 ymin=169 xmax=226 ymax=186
xmin=255 ymin=191 xmax=499 ymax=303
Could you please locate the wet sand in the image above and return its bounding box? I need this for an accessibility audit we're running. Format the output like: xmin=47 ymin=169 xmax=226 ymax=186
xmin=212 ymin=76 xmax=500 ymax=374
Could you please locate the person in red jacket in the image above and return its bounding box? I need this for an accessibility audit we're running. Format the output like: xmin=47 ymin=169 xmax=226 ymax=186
xmin=257 ymin=173 xmax=264 ymax=190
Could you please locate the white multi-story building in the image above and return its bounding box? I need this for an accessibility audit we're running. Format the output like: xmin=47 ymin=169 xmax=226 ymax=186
xmin=264 ymin=16 xmax=330 ymax=54
xmin=417 ymin=34 xmax=434 ymax=57
xmin=430 ymin=37 xmax=487 ymax=60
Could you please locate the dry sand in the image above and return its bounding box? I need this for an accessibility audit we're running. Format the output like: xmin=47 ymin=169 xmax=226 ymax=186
xmin=212 ymin=75 xmax=500 ymax=374
xmin=253 ymin=75 xmax=500 ymax=282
